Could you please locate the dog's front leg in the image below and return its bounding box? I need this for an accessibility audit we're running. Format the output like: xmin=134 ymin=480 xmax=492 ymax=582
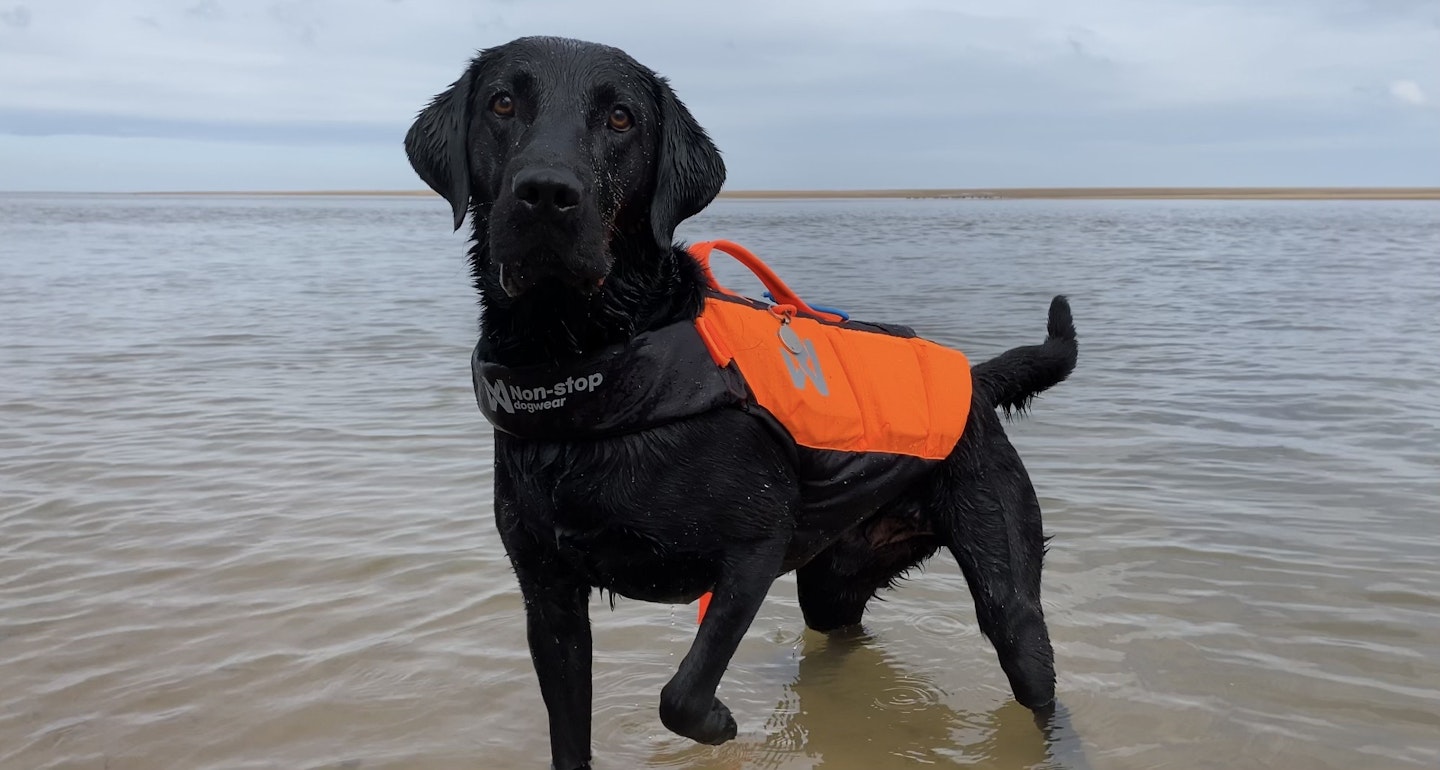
xmin=509 ymin=545 xmax=593 ymax=770
xmin=658 ymin=536 xmax=788 ymax=745
xmin=496 ymin=458 xmax=595 ymax=769
xmin=520 ymin=570 xmax=592 ymax=769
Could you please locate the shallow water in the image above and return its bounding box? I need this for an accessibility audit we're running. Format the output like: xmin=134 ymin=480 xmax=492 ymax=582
xmin=2 ymin=193 xmax=1438 ymax=770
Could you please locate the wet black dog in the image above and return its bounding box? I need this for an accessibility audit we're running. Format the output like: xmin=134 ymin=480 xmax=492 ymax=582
xmin=406 ymin=36 xmax=1078 ymax=770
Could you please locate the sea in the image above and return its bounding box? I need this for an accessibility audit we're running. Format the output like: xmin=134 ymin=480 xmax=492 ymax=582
xmin=2 ymin=192 xmax=1437 ymax=769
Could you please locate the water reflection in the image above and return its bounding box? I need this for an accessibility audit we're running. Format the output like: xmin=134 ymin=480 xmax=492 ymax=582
xmin=769 ymin=630 xmax=1086 ymax=769
xmin=644 ymin=629 xmax=1090 ymax=769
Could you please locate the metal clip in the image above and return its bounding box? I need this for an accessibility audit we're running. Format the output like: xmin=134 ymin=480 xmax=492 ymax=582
xmin=778 ymin=317 xmax=803 ymax=354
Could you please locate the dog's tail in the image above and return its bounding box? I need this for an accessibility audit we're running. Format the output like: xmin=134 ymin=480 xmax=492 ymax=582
xmin=972 ymin=295 xmax=1078 ymax=416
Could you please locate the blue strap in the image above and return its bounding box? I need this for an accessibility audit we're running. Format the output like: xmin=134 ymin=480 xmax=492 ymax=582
xmin=763 ymin=291 xmax=850 ymax=321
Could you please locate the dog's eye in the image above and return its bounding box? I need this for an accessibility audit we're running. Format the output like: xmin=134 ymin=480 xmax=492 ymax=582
xmin=607 ymin=106 xmax=633 ymax=132
xmin=491 ymin=93 xmax=515 ymax=117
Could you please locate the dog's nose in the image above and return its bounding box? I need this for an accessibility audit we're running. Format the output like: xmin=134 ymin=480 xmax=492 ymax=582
xmin=512 ymin=168 xmax=582 ymax=213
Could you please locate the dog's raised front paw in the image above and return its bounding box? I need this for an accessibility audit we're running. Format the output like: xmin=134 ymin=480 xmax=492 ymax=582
xmin=659 ymin=691 xmax=738 ymax=745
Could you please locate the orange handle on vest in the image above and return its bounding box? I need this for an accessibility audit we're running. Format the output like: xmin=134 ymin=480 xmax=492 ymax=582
xmin=687 ymin=240 xmax=846 ymax=324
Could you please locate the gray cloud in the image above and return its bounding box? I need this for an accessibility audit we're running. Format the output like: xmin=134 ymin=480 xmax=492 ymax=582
xmin=0 ymin=0 xmax=1436 ymax=190
xmin=1 ymin=4 xmax=30 ymax=28
xmin=184 ymin=0 xmax=223 ymax=21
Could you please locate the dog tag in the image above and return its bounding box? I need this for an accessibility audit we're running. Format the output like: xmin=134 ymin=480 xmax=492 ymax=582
xmin=778 ymin=322 xmax=803 ymax=354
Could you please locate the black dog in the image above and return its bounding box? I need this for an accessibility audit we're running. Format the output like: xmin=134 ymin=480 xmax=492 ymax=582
xmin=405 ymin=36 xmax=1077 ymax=770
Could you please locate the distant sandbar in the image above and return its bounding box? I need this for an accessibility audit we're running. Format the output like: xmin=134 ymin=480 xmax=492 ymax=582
xmin=718 ymin=187 xmax=1440 ymax=200
xmin=132 ymin=187 xmax=1440 ymax=200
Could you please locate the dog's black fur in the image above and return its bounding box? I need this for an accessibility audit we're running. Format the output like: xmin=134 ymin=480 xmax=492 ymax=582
xmin=406 ymin=36 xmax=1078 ymax=770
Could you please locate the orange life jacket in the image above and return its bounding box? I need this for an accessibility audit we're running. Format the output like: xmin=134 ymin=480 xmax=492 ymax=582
xmin=688 ymin=240 xmax=971 ymax=461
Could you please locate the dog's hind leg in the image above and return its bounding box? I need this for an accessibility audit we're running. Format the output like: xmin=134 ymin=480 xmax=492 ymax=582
xmin=933 ymin=405 xmax=1056 ymax=712
xmin=796 ymin=543 xmax=880 ymax=632
xmin=797 ymin=509 xmax=940 ymax=632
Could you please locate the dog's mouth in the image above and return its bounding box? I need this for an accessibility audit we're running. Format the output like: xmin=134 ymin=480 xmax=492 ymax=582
xmin=498 ymin=262 xmax=608 ymax=298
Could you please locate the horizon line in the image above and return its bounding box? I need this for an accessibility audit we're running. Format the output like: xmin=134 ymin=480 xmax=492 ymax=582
xmin=7 ymin=186 xmax=1440 ymax=200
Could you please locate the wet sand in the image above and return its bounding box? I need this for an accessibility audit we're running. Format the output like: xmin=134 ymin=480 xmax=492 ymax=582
xmin=130 ymin=187 xmax=1440 ymax=200
xmin=716 ymin=187 xmax=1440 ymax=200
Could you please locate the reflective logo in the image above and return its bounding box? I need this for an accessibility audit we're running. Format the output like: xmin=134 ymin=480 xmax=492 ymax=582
xmin=479 ymin=376 xmax=514 ymax=414
xmin=479 ymin=372 xmax=604 ymax=414
xmin=781 ymin=338 xmax=829 ymax=396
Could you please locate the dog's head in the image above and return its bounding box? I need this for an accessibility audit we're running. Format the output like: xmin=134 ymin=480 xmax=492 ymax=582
xmin=405 ymin=36 xmax=725 ymax=298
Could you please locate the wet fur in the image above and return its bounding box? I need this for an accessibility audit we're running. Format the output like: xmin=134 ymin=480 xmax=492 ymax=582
xmin=406 ymin=36 xmax=1078 ymax=770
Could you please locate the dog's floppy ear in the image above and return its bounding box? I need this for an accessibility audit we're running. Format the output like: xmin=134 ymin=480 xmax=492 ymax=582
xmin=649 ymin=75 xmax=726 ymax=249
xmin=405 ymin=64 xmax=478 ymax=231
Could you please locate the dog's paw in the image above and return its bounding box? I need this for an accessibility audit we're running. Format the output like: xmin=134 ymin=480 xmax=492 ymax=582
xmin=691 ymin=699 xmax=738 ymax=745
xmin=659 ymin=692 xmax=738 ymax=745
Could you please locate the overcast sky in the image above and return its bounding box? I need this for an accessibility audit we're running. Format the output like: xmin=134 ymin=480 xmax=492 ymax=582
xmin=1 ymin=0 xmax=1437 ymax=191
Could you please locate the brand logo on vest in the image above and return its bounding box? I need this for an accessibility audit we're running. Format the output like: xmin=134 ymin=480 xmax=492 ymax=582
xmin=781 ymin=337 xmax=829 ymax=396
xmin=480 ymin=372 xmax=605 ymax=414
